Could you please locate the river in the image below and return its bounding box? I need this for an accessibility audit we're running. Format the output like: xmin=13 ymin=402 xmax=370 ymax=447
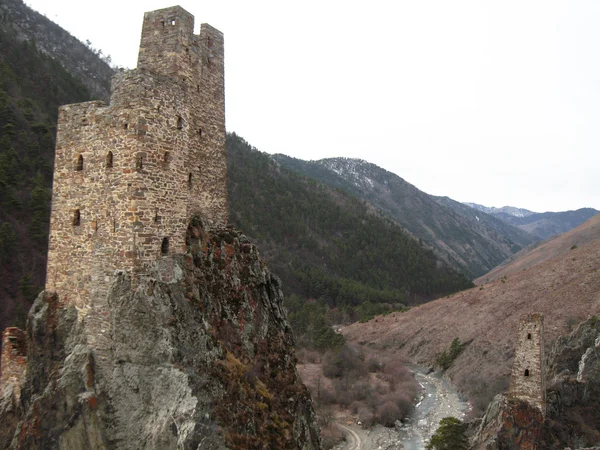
xmin=397 ymin=369 xmax=470 ymax=449
xmin=334 ymin=367 xmax=470 ymax=450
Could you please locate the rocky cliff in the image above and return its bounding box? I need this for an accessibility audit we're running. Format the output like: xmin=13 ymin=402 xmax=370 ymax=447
xmin=0 ymin=220 xmax=321 ymax=449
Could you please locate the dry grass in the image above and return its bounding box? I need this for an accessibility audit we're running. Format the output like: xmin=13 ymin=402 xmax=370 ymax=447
xmin=476 ymin=214 xmax=600 ymax=284
xmin=343 ymin=236 xmax=600 ymax=414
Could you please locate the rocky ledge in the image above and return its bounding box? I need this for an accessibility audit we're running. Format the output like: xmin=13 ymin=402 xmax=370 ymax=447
xmin=0 ymin=219 xmax=321 ymax=449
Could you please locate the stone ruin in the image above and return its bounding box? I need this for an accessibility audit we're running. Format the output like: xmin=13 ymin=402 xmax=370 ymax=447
xmin=508 ymin=312 xmax=546 ymax=416
xmin=1 ymin=4 xmax=226 ymax=396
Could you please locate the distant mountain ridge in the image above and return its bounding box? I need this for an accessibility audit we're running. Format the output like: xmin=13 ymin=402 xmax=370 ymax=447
xmin=465 ymin=202 xmax=599 ymax=240
xmin=0 ymin=0 xmax=113 ymax=100
xmin=464 ymin=203 xmax=535 ymax=218
xmin=272 ymin=155 xmax=538 ymax=279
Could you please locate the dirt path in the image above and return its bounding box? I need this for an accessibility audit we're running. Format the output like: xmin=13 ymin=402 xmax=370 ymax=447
xmin=336 ymin=423 xmax=363 ymax=450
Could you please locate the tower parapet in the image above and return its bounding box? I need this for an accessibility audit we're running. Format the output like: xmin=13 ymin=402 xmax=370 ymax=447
xmin=45 ymin=6 xmax=226 ymax=309
xmin=508 ymin=313 xmax=546 ymax=416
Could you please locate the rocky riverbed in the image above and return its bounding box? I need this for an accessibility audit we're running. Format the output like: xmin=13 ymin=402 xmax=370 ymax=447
xmin=398 ymin=369 xmax=471 ymax=449
xmin=334 ymin=367 xmax=470 ymax=450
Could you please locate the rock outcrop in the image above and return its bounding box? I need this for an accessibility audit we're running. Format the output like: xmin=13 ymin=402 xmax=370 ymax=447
xmin=543 ymin=316 xmax=600 ymax=449
xmin=471 ymin=316 xmax=600 ymax=449
xmin=471 ymin=395 xmax=544 ymax=449
xmin=0 ymin=221 xmax=321 ymax=449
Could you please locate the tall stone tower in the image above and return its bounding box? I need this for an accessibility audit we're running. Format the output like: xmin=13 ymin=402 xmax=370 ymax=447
xmin=508 ymin=313 xmax=546 ymax=416
xmin=45 ymin=6 xmax=226 ymax=309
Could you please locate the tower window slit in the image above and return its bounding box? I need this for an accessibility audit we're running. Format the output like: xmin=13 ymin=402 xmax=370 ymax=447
xmin=76 ymin=155 xmax=83 ymax=171
xmin=188 ymin=172 xmax=193 ymax=187
xmin=524 ymin=369 xmax=530 ymax=377
xmin=73 ymin=209 xmax=81 ymax=226
xmin=161 ymin=237 xmax=169 ymax=255
xmin=527 ymin=333 xmax=532 ymax=340
xmin=136 ymin=156 xmax=143 ymax=170
xmin=106 ymin=151 xmax=113 ymax=168
xmin=177 ymin=116 xmax=184 ymax=130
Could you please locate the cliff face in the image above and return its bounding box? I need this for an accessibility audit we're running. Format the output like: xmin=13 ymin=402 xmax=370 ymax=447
xmin=0 ymin=220 xmax=321 ymax=449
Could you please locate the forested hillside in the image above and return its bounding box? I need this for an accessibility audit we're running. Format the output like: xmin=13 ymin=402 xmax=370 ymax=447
xmin=0 ymin=26 xmax=95 ymax=330
xmin=227 ymin=133 xmax=473 ymax=309
xmin=272 ymin=155 xmax=537 ymax=278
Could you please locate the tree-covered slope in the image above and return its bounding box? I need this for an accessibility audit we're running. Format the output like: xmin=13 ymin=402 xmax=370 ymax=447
xmin=227 ymin=133 xmax=473 ymax=307
xmin=0 ymin=25 xmax=96 ymax=330
xmin=272 ymin=155 xmax=538 ymax=278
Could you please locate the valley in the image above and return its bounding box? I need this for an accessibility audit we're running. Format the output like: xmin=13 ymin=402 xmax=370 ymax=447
xmin=0 ymin=0 xmax=599 ymax=448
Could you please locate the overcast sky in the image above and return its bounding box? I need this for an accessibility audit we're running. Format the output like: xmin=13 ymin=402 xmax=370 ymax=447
xmin=25 ymin=0 xmax=600 ymax=212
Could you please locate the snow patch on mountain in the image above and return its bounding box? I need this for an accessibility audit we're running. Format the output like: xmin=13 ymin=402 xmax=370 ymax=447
xmin=465 ymin=203 xmax=536 ymax=218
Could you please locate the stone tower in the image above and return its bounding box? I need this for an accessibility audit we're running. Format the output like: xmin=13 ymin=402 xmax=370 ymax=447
xmin=508 ymin=313 xmax=546 ymax=416
xmin=45 ymin=6 xmax=226 ymax=309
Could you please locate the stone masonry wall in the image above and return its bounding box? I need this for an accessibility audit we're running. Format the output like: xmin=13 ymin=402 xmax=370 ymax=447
xmin=0 ymin=327 xmax=27 ymax=400
xmin=45 ymin=6 xmax=226 ymax=312
xmin=508 ymin=313 xmax=546 ymax=416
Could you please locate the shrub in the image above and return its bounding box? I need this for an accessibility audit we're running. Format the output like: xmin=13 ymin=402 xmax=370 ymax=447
xmin=320 ymin=424 xmax=344 ymax=449
xmin=349 ymin=401 xmax=364 ymax=414
xmin=357 ymin=405 xmax=375 ymax=428
xmin=426 ymin=417 xmax=468 ymax=450
xmin=349 ymin=380 xmax=373 ymax=401
xmin=366 ymin=356 xmax=383 ymax=372
xmin=322 ymin=344 xmax=364 ymax=378
xmin=377 ymin=401 xmax=401 ymax=427
xmin=436 ymin=338 xmax=468 ymax=371
xmin=388 ymin=390 xmax=414 ymax=417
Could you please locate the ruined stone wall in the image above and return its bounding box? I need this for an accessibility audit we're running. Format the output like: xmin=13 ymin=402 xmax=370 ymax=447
xmin=45 ymin=6 xmax=226 ymax=311
xmin=509 ymin=313 xmax=546 ymax=416
xmin=0 ymin=328 xmax=27 ymax=400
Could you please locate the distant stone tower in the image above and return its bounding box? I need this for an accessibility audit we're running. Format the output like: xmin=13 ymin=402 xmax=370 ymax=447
xmin=508 ymin=313 xmax=546 ymax=416
xmin=45 ymin=6 xmax=226 ymax=309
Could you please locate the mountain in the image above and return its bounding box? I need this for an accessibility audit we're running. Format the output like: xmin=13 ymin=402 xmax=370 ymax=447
xmin=476 ymin=214 xmax=600 ymax=284
xmin=465 ymin=202 xmax=599 ymax=240
xmin=272 ymin=155 xmax=537 ymax=279
xmin=0 ymin=0 xmax=110 ymax=333
xmin=228 ymin=134 xmax=473 ymax=307
xmin=465 ymin=203 xmax=535 ymax=218
xmin=342 ymin=221 xmax=600 ymax=414
xmin=0 ymin=0 xmax=113 ymax=101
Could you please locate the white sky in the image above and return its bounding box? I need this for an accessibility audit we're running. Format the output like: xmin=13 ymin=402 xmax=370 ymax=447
xmin=25 ymin=0 xmax=600 ymax=212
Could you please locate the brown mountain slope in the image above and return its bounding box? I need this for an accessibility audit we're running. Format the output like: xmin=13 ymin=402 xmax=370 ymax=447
xmin=343 ymin=238 xmax=600 ymax=412
xmin=476 ymin=214 xmax=600 ymax=285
